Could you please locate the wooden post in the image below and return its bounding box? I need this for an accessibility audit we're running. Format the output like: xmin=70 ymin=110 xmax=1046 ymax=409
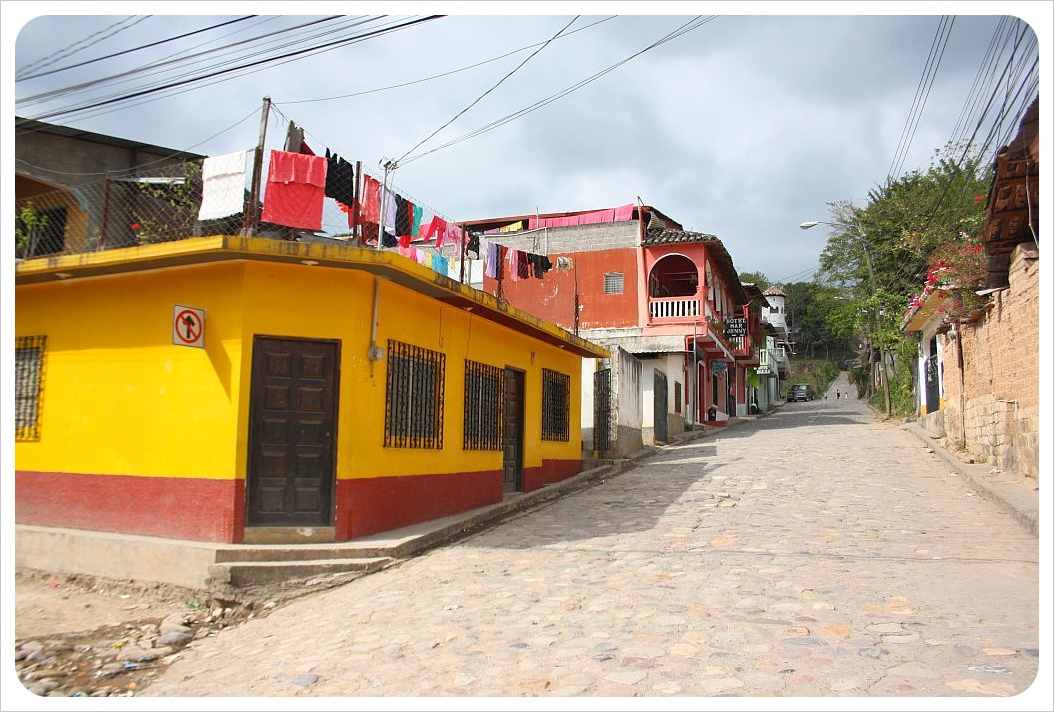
xmin=100 ymin=172 xmax=112 ymax=248
xmin=243 ymin=96 xmax=271 ymax=237
xmin=353 ymin=160 xmax=362 ymax=244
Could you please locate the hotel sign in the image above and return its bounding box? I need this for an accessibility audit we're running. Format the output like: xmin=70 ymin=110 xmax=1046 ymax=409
xmin=724 ymin=317 xmax=746 ymax=338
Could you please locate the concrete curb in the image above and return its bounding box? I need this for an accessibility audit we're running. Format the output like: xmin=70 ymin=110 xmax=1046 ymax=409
xmin=900 ymin=421 xmax=1039 ymax=537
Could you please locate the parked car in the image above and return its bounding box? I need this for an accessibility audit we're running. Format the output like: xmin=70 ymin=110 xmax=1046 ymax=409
xmin=787 ymin=384 xmax=815 ymax=402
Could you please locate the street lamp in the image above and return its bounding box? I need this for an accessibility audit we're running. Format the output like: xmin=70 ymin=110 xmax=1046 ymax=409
xmin=799 ymin=217 xmax=892 ymax=416
xmin=800 ymin=220 xmax=878 ymax=289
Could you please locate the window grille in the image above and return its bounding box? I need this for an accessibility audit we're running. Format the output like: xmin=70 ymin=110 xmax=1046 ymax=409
xmin=541 ymin=368 xmax=570 ymax=441
xmin=603 ymin=272 xmax=624 ymax=295
xmin=463 ymin=360 xmax=503 ymax=450
xmin=15 ymin=335 xmax=46 ymax=442
xmin=674 ymin=381 xmax=682 ymax=414
xmin=385 ymin=339 xmax=445 ymax=449
xmin=593 ymin=368 xmax=611 ymax=451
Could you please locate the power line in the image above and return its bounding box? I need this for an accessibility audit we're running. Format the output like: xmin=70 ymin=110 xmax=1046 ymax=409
xmin=886 ymin=16 xmax=953 ymax=183
xmin=393 ymin=16 xmax=581 ymax=167
xmin=19 ymin=16 xmax=446 ymax=123
xmin=398 ymin=16 xmax=717 ymax=166
xmin=16 ymin=16 xmax=259 ymax=82
xmin=15 ymin=18 xmax=381 ymax=127
xmin=278 ymin=16 xmax=617 ymax=106
xmin=917 ymin=19 xmax=1038 ymax=234
xmin=15 ymin=16 xmax=149 ymax=80
xmin=14 ymin=104 xmax=261 ymax=177
xmin=16 ymin=16 xmax=351 ymax=109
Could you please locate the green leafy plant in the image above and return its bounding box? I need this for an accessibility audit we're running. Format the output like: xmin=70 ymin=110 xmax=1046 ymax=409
xmin=131 ymin=161 xmax=203 ymax=244
xmin=15 ymin=201 xmax=49 ymax=258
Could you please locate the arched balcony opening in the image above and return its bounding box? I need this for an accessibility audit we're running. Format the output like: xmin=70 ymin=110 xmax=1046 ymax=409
xmin=648 ymin=254 xmax=700 ymax=319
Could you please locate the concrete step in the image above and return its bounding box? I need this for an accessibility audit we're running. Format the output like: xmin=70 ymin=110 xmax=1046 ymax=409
xmin=213 ymin=544 xmax=400 ymax=563
xmin=208 ymin=556 xmax=395 ymax=588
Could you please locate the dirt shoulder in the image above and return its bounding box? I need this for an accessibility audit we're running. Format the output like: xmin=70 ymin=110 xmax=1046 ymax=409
xmin=13 ymin=567 xmax=210 ymax=641
xmin=12 ymin=568 xmax=269 ymax=699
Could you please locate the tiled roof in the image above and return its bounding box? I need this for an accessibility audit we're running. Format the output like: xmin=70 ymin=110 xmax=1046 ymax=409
xmin=982 ymin=97 xmax=1039 ymax=256
xmin=642 ymin=228 xmax=746 ymax=305
xmin=641 ymin=228 xmax=719 ymax=246
xmin=981 ymin=96 xmax=1039 ymax=290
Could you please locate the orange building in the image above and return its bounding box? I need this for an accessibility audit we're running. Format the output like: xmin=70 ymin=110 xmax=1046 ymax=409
xmin=454 ymin=204 xmax=766 ymax=449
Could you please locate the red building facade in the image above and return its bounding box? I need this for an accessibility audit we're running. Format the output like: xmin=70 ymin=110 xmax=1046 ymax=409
xmin=457 ymin=204 xmax=765 ymax=442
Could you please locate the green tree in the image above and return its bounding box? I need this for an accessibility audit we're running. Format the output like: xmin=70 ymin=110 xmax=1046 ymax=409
xmin=131 ymin=161 xmax=204 ymax=244
xmin=816 ymin=141 xmax=991 ymax=417
xmin=15 ymin=201 xmax=49 ymax=258
xmin=738 ymin=271 xmax=769 ymax=290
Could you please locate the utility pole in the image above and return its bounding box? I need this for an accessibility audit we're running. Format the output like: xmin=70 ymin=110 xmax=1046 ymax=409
xmin=243 ymin=96 xmax=271 ymax=238
xmin=855 ymin=213 xmax=892 ymax=418
xmin=799 ymin=213 xmax=891 ymax=417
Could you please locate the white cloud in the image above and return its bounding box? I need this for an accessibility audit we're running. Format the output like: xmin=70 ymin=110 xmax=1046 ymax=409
xmin=7 ymin=5 xmax=1047 ymax=284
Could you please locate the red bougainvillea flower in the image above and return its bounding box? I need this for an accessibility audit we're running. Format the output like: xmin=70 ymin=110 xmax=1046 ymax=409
xmin=130 ymin=223 xmax=141 ymax=230
xmin=975 ymin=195 xmax=985 ymax=201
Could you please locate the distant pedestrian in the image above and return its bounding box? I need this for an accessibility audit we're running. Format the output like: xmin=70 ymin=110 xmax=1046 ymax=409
xmin=836 ymin=389 xmax=840 ymax=399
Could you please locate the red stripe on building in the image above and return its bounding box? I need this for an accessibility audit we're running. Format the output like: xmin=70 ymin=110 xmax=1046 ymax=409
xmin=16 ymin=471 xmax=244 ymax=543
xmin=525 ymin=459 xmax=583 ymax=491
xmin=336 ymin=469 xmax=503 ymax=540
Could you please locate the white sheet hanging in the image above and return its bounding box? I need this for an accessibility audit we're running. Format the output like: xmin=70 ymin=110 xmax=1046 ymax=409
xmin=197 ymin=150 xmax=248 ymax=221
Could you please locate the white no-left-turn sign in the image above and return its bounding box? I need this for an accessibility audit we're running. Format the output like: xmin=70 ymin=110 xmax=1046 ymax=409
xmin=173 ymin=305 xmax=206 ymax=348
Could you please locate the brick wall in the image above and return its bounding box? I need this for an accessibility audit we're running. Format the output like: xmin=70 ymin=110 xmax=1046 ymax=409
xmin=476 ymin=221 xmax=640 ymax=253
xmin=939 ymin=242 xmax=1039 ymax=480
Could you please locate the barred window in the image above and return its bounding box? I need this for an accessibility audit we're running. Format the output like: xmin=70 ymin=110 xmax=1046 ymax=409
xmin=15 ymin=335 xmax=47 ymax=442
xmin=385 ymin=340 xmax=445 ymax=449
xmin=463 ymin=360 xmax=503 ymax=450
xmin=603 ymin=272 xmax=624 ymax=295
xmin=541 ymin=368 xmax=570 ymax=442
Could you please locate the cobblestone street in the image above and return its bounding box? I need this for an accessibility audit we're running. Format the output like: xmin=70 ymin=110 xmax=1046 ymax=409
xmin=121 ymin=387 xmax=1045 ymax=707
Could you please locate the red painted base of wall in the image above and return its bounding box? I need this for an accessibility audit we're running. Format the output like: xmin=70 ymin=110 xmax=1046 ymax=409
xmin=16 ymin=471 xmax=244 ymax=543
xmin=17 ymin=459 xmax=584 ymax=544
xmin=524 ymin=458 xmax=582 ymax=492
xmin=336 ymin=469 xmax=503 ymax=540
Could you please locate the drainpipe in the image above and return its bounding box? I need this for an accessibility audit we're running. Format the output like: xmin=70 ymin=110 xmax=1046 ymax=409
xmin=367 ymin=277 xmax=385 ymax=376
xmin=691 ymin=321 xmax=700 ymax=428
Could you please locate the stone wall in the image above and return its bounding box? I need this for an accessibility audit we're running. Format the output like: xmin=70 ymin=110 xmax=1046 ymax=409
xmin=939 ymin=243 xmax=1039 ymax=481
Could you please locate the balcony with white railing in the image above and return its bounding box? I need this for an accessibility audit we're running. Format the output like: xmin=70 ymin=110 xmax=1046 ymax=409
xmin=648 ymin=297 xmax=701 ymax=320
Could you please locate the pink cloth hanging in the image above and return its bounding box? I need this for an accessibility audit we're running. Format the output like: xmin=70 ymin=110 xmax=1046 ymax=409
xmin=527 ymin=203 xmax=635 ymax=229
xmin=359 ymin=174 xmax=381 ymax=223
xmin=261 ymin=150 xmax=327 ymax=230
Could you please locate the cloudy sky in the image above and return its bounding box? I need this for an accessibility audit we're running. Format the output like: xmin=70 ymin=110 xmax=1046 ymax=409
xmin=6 ymin=2 xmax=1047 ymax=285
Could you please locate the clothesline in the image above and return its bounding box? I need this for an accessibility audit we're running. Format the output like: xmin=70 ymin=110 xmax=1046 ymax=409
xmin=271 ymin=106 xmax=458 ymax=230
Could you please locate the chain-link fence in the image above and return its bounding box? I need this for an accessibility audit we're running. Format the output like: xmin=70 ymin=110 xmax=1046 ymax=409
xmin=13 ymin=150 xmax=409 ymax=260
xmin=16 ymin=158 xmax=244 ymax=259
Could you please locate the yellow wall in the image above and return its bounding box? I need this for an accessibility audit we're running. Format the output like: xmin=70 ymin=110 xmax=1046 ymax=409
xmin=17 ymin=256 xmax=585 ymax=482
xmin=15 ymin=263 xmax=246 ymax=478
xmin=239 ymin=261 xmax=584 ymax=481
